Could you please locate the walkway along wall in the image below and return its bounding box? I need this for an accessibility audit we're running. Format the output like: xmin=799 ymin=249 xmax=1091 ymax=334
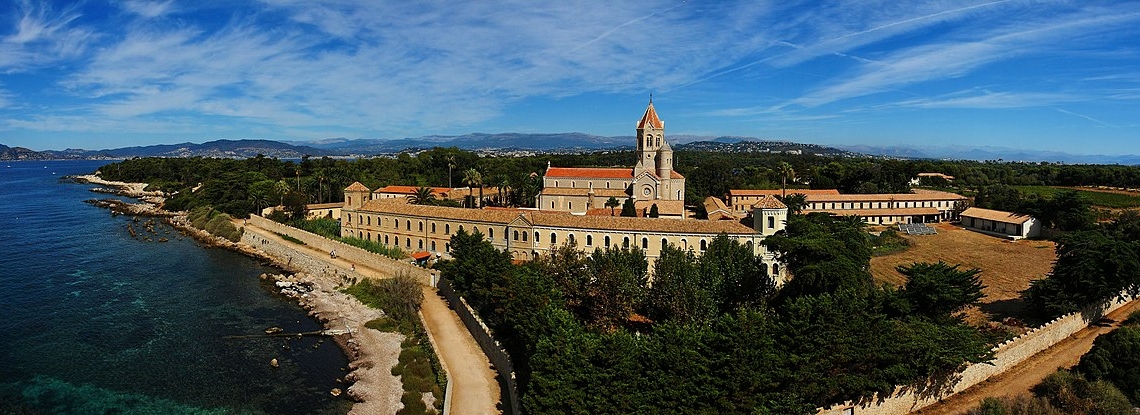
xmin=247 ymin=215 xmax=433 ymax=285
xmin=437 ymin=276 xmax=522 ymax=415
xmin=818 ymin=291 xmax=1137 ymax=415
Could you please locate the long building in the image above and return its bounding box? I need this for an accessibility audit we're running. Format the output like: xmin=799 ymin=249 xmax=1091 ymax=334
xmin=341 ymin=184 xmax=790 ymax=281
xmin=728 ymin=188 xmax=967 ymax=225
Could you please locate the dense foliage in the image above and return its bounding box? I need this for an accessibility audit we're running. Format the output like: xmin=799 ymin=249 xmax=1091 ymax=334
xmin=1023 ymin=213 xmax=1140 ymax=317
xmin=186 ymin=206 xmax=243 ymax=242
xmin=1077 ymin=326 xmax=1140 ymax=406
xmin=436 ymin=214 xmax=992 ymax=414
xmin=98 ymin=146 xmax=1140 ymax=222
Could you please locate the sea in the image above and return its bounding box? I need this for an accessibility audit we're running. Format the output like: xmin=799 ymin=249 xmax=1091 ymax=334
xmin=0 ymin=160 xmax=352 ymax=415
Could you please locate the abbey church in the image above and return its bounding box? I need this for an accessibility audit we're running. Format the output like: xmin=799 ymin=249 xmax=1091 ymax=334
xmin=536 ymin=101 xmax=687 ymax=218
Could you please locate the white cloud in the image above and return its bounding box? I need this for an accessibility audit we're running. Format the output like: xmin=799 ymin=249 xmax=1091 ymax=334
xmin=119 ymin=0 xmax=176 ymax=19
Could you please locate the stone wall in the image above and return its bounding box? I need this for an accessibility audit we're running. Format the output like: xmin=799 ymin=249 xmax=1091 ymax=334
xmin=247 ymin=215 xmax=432 ymax=285
xmin=818 ymin=292 xmax=1136 ymax=415
xmin=437 ymin=276 xmax=522 ymax=415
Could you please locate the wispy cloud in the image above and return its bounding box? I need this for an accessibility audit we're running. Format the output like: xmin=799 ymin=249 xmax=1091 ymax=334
xmin=1052 ymin=107 xmax=1115 ymax=127
xmin=882 ymin=89 xmax=1081 ymax=109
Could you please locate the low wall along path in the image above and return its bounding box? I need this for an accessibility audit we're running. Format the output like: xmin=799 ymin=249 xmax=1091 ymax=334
xmin=241 ymin=216 xmax=501 ymax=415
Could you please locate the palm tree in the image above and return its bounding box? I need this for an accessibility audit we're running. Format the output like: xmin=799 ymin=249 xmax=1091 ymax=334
xmin=408 ymin=186 xmax=436 ymax=205
xmin=446 ymin=155 xmax=456 ymax=189
xmin=463 ymin=168 xmax=483 ymax=208
xmin=605 ymin=197 xmax=620 ymax=216
xmin=779 ymin=161 xmax=796 ymax=199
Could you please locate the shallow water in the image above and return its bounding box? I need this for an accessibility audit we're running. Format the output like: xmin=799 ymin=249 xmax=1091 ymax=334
xmin=0 ymin=160 xmax=351 ymax=414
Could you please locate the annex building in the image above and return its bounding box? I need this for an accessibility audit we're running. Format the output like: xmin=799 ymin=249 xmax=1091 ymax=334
xmin=727 ymin=188 xmax=968 ymax=225
xmin=537 ymin=101 xmax=686 ymax=218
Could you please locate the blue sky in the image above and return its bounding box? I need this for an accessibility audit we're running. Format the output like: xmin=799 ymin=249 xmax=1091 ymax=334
xmin=2 ymin=1 xmax=1139 ymax=154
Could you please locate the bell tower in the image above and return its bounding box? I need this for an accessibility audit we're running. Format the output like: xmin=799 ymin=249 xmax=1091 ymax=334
xmin=635 ymin=99 xmax=664 ymax=176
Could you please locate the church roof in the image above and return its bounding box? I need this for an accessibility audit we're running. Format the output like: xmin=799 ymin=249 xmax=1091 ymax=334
xmin=345 ymin=182 xmax=371 ymax=192
xmin=637 ymin=101 xmax=664 ymax=129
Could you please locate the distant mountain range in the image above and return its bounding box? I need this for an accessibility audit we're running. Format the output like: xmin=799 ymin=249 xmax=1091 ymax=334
xmin=838 ymin=144 xmax=1140 ymax=165
xmin=2 ymin=134 xmax=1137 ymax=165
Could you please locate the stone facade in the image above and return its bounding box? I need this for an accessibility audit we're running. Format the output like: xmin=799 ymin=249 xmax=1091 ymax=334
xmin=340 ymin=191 xmax=789 ymax=283
xmin=537 ymin=101 xmax=686 ymax=218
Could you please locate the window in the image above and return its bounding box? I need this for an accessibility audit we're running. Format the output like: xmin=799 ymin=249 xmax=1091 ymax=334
xmin=551 ymin=201 xmax=556 ymax=209
xmin=604 ymin=235 xmax=610 ymax=247
xmin=767 ymin=216 xmax=775 ymax=229
xmin=763 ymin=263 xmax=769 ymax=275
xmin=346 ymin=214 xmax=351 ymax=223
xmin=641 ymin=237 xmax=648 ymax=249
xmin=489 ymin=228 xmax=494 ymax=240
xmin=700 ymin=240 xmax=707 ymax=251
xmin=418 ymin=240 xmax=423 ymax=249
xmin=445 ymin=224 xmax=450 ymax=234
xmin=406 ymin=238 xmax=411 ymax=248
xmin=535 ymin=231 xmax=540 ymax=243
xmin=551 ymin=233 xmax=557 ymax=245
xmin=407 ymin=221 xmax=411 ymax=231
xmin=568 ymin=202 xmax=572 ymax=210
xmin=623 ymin=237 xmax=630 ymax=248
xmin=367 ymin=232 xmax=371 ymax=241
xmin=773 ymin=263 xmax=780 ymax=275
xmin=419 ymin=222 xmax=423 ymax=231
xmin=568 ymin=234 xmax=575 ymax=244
xmin=522 ymin=232 xmax=528 ymax=242
xmin=681 ymin=238 xmax=687 ymax=249
xmin=394 ymin=219 xmax=399 ymax=229
xmin=661 ymin=238 xmax=667 ymax=250
xmin=366 ymin=216 xmax=370 ymax=226
xmin=513 ymin=230 xmax=519 ymax=241
xmin=384 ymin=235 xmax=389 ymax=244
xmin=586 ymin=235 xmax=593 ymax=246
xmin=431 ymin=241 xmax=436 ymax=251
xmin=432 ymin=223 xmax=436 ymax=233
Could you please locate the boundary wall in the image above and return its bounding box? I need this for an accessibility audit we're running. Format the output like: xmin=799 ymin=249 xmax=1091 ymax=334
xmin=247 ymin=215 xmax=432 ymax=285
xmin=818 ymin=292 xmax=1136 ymax=415
xmin=437 ymin=276 xmax=522 ymax=415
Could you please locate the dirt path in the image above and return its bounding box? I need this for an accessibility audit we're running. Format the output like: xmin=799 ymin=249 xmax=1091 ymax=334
xmin=241 ymin=222 xmax=500 ymax=414
xmin=915 ymin=298 xmax=1140 ymax=415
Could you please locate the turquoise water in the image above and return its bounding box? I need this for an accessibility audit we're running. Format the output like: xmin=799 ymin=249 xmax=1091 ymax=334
xmin=0 ymin=160 xmax=352 ymax=414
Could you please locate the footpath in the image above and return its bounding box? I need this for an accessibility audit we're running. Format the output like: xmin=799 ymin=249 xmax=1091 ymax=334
xmin=241 ymin=222 xmax=501 ymax=415
xmin=916 ymin=298 xmax=1140 ymax=415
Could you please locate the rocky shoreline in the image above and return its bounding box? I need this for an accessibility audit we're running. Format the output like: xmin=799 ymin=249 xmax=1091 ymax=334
xmin=72 ymin=174 xmax=402 ymax=414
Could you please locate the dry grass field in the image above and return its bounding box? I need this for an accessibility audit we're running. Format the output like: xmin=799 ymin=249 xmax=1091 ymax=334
xmin=870 ymin=223 xmax=1056 ymax=324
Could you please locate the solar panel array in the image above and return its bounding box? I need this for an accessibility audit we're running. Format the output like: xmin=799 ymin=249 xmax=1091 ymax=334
xmin=897 ymin=223 xmax=938 ymax=235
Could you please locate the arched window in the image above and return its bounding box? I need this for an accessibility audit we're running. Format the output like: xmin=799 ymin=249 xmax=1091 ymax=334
xmin=568 ymin=202 xmax=572 ymax=210
xmin=367 ymin=232 xmax=371 ymax=241
xmin=661 ymin=238 xmax=668 ymax=250
xmin=550 ymin=233 xmax=557 ymax=245
xmin=604 ymin=235 xmax=610 ymax=247
xmin=419 ymin=221 xmax=423 ymax=231
xmin=513 ymin=230 xmax=519 ymax=241
xmin=535 ymin=231 xmax=540 ymax=243
xmin=489 ymin=228 xmax=494 ymax=240
xmin=384 ymin=235 xmax=389 ymax=244
xmin=700 ymin=239 xmax=707 ymax=251
xmin=681 ymin=238 xmax=687 ymax=249
xmin=459 ymin=225 xmax=464 ymax=233
xmin=394 ymin=219 xmax=399 ymax=229
xmin=623 ymin=237 xmax=630 ymax=248
xmin=763 ymin=263 xmax=770 ymax=275
xmin=773 ymin=263 xmax=780 ymax=276
xmin=568 ymin=234 xmax=575 ymax=244
xmin=586 ymin=235 xmax=593 ymax=246
xmin=418 ymin=240 xmax=423 ymax=250
xmin=445 ymin=224 xmax=450 ymax=234
xmin=407 ymin=221 xmax=411 ymax=231
xmin=551 ymin=201 xmax=555 ymax=209
xmin=431 ymin=223 xmax=436 ymax=233
xmin=522 ymin=232 xmax=528 ymax=242
xmin=346 ymin=214 xmax=351 ymax=223
xmin=431 ymin=241 xmax=436 ymax=251
xmin=473 ymin=226 xmax=479 ymax=236
xmin=406 ymin=238 xmax=411 ymax=248
xmin=366 ymin=216 xmax=370 ymax=226
xmin=641 ymin=237 xmax=648 ymax=249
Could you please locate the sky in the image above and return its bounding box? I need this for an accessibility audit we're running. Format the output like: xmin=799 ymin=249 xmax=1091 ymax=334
xmin=1 ymin=1 xmax=1139 ymax=155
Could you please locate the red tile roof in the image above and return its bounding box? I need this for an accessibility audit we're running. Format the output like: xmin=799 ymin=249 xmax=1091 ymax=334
xmin=545 ymin=167 xmax=633 ymax=179
xmin=345 ymin=182 xmax=371 ymax=192
xmin=638 ymin=102 xmax=664 ymax=129
xmin=960 ymin=207 xmax=1034 ymax=224
xmin=729 ymin=189 xmax=840 ymax=197
xmin=752 ymin=195 xmax=787 ymax=209
xmin=373 ymin=185 xmax=451 ymax=196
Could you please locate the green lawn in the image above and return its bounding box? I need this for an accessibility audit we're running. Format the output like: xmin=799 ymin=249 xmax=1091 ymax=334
xmin=1014 ymin=186 xmax=1140 ymax=209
